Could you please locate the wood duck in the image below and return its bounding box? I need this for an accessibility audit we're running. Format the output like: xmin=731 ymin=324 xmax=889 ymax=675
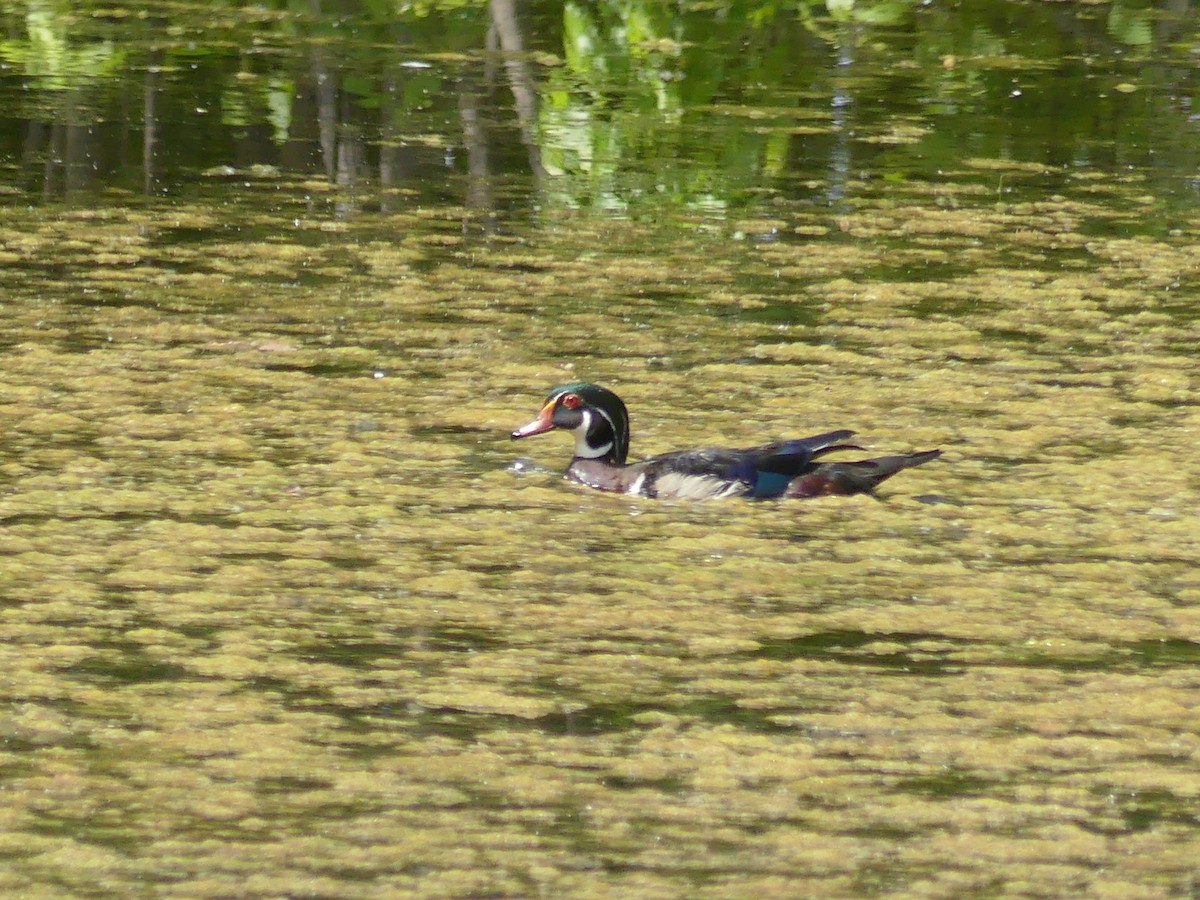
xmin=511 ymin=382 xmax=941 ymax=500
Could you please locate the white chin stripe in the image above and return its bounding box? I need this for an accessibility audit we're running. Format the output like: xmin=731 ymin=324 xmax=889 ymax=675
xmin=572 ymin=410 xmax=612 ymax=459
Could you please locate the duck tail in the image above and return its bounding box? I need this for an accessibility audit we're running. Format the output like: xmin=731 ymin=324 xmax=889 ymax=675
xmin=785 ymin=449 xmax=942 ymax=498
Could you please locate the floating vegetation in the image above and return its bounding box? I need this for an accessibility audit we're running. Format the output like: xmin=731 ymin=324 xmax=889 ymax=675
xmin=2 ymin=0 xmax=1199 ymax=894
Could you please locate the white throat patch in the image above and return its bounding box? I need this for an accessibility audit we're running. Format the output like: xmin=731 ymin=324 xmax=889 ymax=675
xmin=571 ymin=409 xmax=614 ymax=460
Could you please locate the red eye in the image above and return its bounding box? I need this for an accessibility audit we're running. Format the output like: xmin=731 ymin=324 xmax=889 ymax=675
xmin=562 ymin=393 xmax=582 ymax=410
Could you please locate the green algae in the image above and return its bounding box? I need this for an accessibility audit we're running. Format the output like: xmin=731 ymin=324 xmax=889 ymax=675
xmin=2 ymin=170 xmax=1200 ymax=899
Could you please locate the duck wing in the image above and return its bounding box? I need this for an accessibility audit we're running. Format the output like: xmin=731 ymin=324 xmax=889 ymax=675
xmin=637 ymin=430 xmax=860 ymax=500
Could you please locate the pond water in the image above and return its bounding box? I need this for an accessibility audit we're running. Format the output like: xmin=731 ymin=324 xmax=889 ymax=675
xmin=2 ymin=1 xmax=1200 ymax=896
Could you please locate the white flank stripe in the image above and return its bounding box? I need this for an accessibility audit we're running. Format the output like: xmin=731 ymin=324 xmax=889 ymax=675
xmin=653 ymin=473 xmax=741 ymax=501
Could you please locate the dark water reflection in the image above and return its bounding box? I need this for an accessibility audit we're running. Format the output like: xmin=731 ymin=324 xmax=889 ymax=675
xmin=2 ymin=1 xmax=1198 ymax=221
xmin=3 ymin=1 xmax=1200 ymax=897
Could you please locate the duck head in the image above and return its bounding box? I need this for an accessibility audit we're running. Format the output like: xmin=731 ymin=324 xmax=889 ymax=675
xmin=511 ymin=382 xmax=630 ymax=464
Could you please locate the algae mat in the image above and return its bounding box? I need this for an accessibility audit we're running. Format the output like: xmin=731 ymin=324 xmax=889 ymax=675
xmin=1 ymin=181 xmax=1199 ymax=896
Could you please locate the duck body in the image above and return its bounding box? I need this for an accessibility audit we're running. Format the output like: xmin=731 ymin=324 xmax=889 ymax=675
xmin=511 ymin=382 xmax=940 ymax=501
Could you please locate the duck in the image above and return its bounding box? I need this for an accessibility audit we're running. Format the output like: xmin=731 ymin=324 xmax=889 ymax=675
xmin=511 ymin=382 xmax=941 ymax=500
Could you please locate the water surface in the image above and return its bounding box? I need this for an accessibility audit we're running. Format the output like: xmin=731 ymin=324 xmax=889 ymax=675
xmin=2 ymin=1 xmax=1200 ymax=896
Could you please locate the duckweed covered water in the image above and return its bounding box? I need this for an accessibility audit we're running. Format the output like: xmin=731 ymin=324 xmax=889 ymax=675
xmin=3 ymin=176 xmax=1199 ymax=896
xmin=3 ymin=1 xmax=1200 ymax=896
